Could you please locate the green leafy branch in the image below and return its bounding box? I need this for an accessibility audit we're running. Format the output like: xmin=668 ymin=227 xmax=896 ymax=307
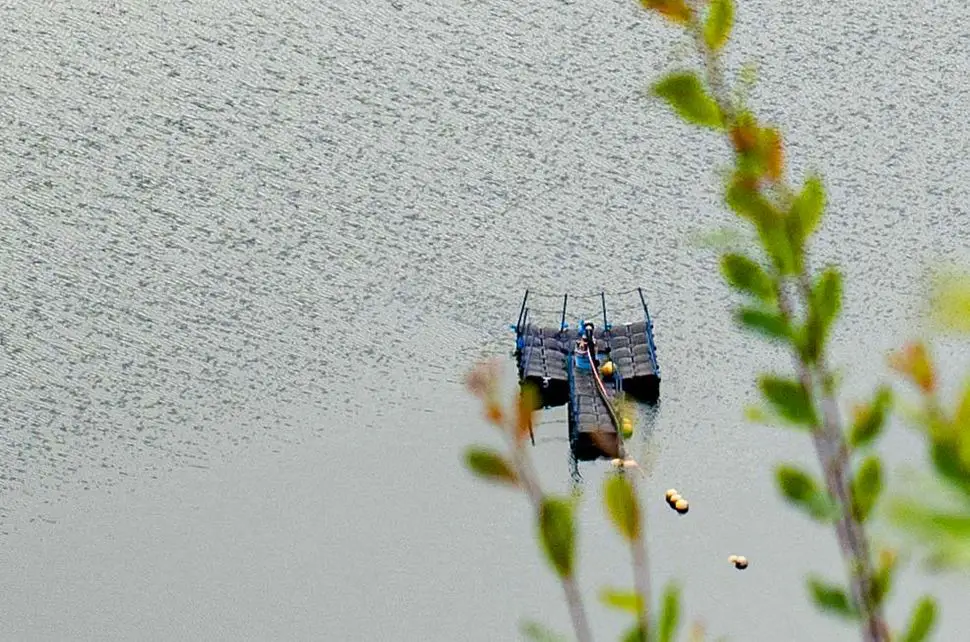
xmin=887 ymin=279 xmax=970 ymax=572
xmin=464 ymin=362 xmax=594 ymax=641
xmin=463 ymin=361 xmax=687 ymax=642
xmin=637 ymin=0 xmax=935 ymax=640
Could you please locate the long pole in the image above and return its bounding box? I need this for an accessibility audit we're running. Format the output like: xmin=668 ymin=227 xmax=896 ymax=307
xmin=637 ymin=287 xmax=652 ymax=327
xmin=516 ymin=290 xmax=530 ymax=334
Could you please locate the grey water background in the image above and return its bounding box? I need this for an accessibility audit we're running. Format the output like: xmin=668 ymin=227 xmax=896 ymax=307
xmin=1 ymin=0 xmax=970 ymax=639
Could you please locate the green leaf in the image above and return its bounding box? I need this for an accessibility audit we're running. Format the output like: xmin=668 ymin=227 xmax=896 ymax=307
xmin=537 ymin=496 xmax=576 ymax=578
xmin=464 ymin=447 xmax=518 ymax=486
xmin=871 ymin=549 xmax=897 ymax=607
xmin=703 ymin=0 xmax=734 ymax=51
xmin=744 ymin=403 xmax=771 ymax=424
xmin=777 ymin=465 xmax=816 ymax=501
xmin=929 ymin=442 xmax=970 ymax=498
xmin=889 ymin=499 xmax=970 ymax=569
xmin=901 ymin=596 xmax=937 ymax=642
xmin=603 ymin=474 xmax=641 ymax=541
xmin=848 ymin=386 xmax=892 ymax=449
xmin=758 ymin=375 xmax=817 ymax=425
xmin=792 ymin=321 xmax=820 ymax=364
xmin=851 ymin=455 xmax=883 ymax=522
xmin=725 ymin=180 xmax=777 ymax=228
xmin=783 ymin=214 xmax=807 ymax=273
xmin=721 ymin=253 xmax=775 ymax=300
xmin=736 ymin=306 xmax=790 ymax=341
xmin=746 ymin=398 xmax=820 ymax=434
xmin=790 ymin=176 xmax=825 ymax=240
xmin=803 ymin=266 xmax=843 ymax=359
xmin=955 ymin=378 xmax=970 ymax=430
xmin=893 ymin=503 xmax=970 ymax=539
xmin=519 ymin=620 xmax=568 ymax=642
xmin=814 ymin=267 xmax=842 ymax=331
xmin=761 ymin=224 xmax=797 ymax=275
xmin=807 ymin=576 xmax=857 ymax=620
xmin=599 ymin=587 xmax=644 ymax=614
xmin=952 ymin=380 xmax=970 ymax=470
xmin=658 ymin=582 xmax=681 ymax=642
xmin=724 ymin=180 xmax=797 ymax=273
xmin=929 ymin=269 xmax=970 ymax=334
xmin=620 ymin=624 xmax=647 ymax=642
xmin=776 ymin=464 xmax=836 ymax=521
xmin=736 ymin=150 xmax=768 ymax=181
xmin=652 ymin=71 xmax=724 ymax=129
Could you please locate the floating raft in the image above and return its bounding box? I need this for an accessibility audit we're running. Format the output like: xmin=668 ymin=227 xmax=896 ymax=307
xmin=512 ymin=288 xmax=661 ymax=460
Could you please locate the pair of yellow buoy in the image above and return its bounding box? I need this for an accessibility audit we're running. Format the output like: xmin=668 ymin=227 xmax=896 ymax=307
xmin=664 ymin=488 xmax=689 ymax=514
xmin=596 ymin=361 xmax=631 ymax=439
xmin=610 ymin=457 xmax=639 ymax=469
xmin=619 ymin=416 xmax=633 ymax=439
xmin=729 ymin=555 xmax=749 ymax=570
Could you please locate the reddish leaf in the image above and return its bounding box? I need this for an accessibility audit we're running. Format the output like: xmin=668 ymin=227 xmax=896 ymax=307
xmin=640 ymin=0 xmax=693 ymax=24
xmin=763 ymin=128 xmax=784 ymax=181
xmin=888 ymin=342 xmax=936 ymax=394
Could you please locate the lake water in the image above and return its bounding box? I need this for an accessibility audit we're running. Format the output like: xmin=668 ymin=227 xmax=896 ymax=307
xmin=1 ymin=0 xmax=969 ymax=639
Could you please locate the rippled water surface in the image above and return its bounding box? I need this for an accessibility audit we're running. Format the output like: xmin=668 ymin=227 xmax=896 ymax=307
xmin=2 ymin=0 xmax=969 ymax=640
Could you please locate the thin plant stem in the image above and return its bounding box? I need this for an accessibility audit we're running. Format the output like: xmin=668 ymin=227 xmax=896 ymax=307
xmin=562 ymin=575 xmax=595 ymax=642
xmin=775 ymin=272 xmax=888 ymax=642
xmin=631 ymin=499 xmax=652 ymax=637
xmin=682 ymin=8 xmax=889 ymax=640
xmin=506 ymin=430 xmax=595 ymax=642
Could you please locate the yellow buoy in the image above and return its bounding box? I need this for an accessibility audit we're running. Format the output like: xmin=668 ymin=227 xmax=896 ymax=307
xmin=668 ymin=493 xmax=682 ymax=505
xmin=620 ymin=417 xmax=634 ymax=439
xmin=599 ymin=361 xmax=615 ymax=377
xmin=674 ymin=498 xmax=689 ymax=514
xmin=728 ymin=555 xmax=739 ymax=564
xmin=665 ymin=488 xmax=679 ymax=502
xmin=610 ymin=458 xmax=623 ymax=467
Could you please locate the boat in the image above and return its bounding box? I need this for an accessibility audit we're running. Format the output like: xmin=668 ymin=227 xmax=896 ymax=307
xmin=512 ymin=288 xmax=661 ymax=461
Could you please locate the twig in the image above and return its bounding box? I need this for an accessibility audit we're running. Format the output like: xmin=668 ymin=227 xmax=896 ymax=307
xmin=507 ymin=433 xmax=595 ymax=642
xmin=631 ymin=501 xmax=653 ymax=637
xmin=684 ymin=10 xmax=889 ymax=639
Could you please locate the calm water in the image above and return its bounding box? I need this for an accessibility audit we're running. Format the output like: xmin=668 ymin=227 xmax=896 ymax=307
xmin=1 ymin=0 xmax=969 ymax=639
